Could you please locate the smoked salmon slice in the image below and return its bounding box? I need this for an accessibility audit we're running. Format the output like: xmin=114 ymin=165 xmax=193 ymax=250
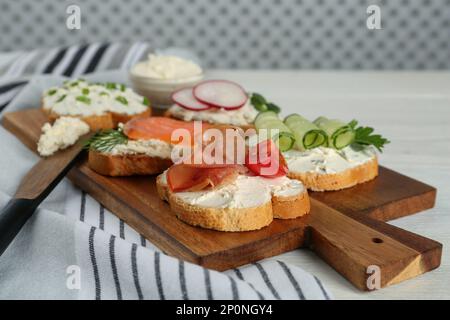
xmin=123 ymin=117 xmax=210 ymax=144
xmin=167 ymin=164 xmax=248 ymax=192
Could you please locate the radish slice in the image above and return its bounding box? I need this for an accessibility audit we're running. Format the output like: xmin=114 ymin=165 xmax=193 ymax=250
xmin=172 ymin=87 xmax=211 ymax=111
xmin=194 ymin=80 xmax=248 ymax=110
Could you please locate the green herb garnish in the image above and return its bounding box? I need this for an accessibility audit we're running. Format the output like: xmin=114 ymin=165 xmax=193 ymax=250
xmin=76 ymin=96 xmax=91 ymax=105
xmin=82 ymin=88 xmax=90 ymax=95
xmin=350 ymin=120 xmax=390 ymax=152
xmin=106 ymin=82 xmax=117 ymax=90
xmin=250 ymin=93 xmax=281 ymax=113
xmin=70 ymin=81 xmax=79 ymax=87
xmin=143 ymin=97 xmax=150 ymax=106
xmin=115 ymin=96 xmax=128 ymax=105
xmin=100 ymin=91 xmax=109 ymax=97
xmin=47 ymin=89 xmax=57 ymax=96
xmin=266 ymin=102 xmax=281 ymax=113
xmin=250 ymin=93 xmax=268 ymax=112
xmin=56 ymin=94 xmax=67 ymax=102
xmin=120 ymin=84 xmax=126 ymax=92
xmin=84 ymin=129 xmax=128 ymax=153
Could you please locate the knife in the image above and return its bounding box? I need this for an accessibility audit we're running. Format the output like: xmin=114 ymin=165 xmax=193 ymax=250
xmin=0 ymin=132 xmax=94 ymax=256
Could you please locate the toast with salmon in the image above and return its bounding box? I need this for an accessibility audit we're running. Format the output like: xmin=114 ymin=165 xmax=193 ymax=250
xmin=85 ymin=117 xmax=209 ymax=176
xmin=157 ymin=171 xmax=310 ymax=232
xmin=156 ymin=139 xmax=310 ymax=232
xmin=42 ymin=79 xmax=152 ymax=131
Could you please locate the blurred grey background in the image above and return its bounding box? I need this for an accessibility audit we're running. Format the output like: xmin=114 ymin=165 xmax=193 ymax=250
xmin=0 ymin=0 xmax=449 ymax=69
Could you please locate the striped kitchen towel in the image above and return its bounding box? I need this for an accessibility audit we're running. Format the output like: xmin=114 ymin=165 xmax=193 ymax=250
xmin=0 ymin=45 xmax=333 ymax=300
xmin=0 ymin=42 xmax=151 ymax=112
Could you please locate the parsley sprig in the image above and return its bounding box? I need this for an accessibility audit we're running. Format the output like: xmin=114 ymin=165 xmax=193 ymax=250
xmin=250 ymin=93 xmax=281 ymax=113
xmin=349 ymin=120 xmax=390 ymax=152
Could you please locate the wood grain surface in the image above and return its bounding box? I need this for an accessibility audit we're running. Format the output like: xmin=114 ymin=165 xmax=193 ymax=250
xmin=2 ymin=108 xmax=442 ymax=290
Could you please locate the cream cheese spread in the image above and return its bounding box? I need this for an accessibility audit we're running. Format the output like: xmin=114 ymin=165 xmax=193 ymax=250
xmin=109 ymin=139 xmax=172 ymax=159
xmin=42 ymin=79 xmax=149 ymax=117
xmin=160 ymin=173 xmax=304 ymax=209
xmin=168 ymin=99 xmax=258 ymax=126
xmin=37 ymin=117 xmax=90 ymax=157
xmin=283 ymin=146 xmax=376 ymax=175
xmin=131 ymin=54 xmax=202 ymax=79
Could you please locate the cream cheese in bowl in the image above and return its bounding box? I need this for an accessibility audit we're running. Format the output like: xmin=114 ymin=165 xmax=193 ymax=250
xmin=130 ymin=54 xmax=204 ymax=106
xmin=132 ymin=54 xmax=202 ymax=80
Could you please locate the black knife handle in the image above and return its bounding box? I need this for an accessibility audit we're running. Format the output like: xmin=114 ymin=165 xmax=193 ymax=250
xmin=0 ymin=198 xmax=39 ymax=256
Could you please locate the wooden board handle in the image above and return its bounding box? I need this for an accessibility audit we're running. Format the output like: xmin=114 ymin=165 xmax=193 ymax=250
xmin=308 ymin=199 xmax=442 ymax=290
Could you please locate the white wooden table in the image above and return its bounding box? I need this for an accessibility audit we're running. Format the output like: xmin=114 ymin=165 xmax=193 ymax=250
xmin=209 ymin=70 xmax=450 ymax=300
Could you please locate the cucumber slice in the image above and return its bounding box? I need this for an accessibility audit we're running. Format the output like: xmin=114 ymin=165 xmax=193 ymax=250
xmin=285 ymin=114 xmax=328 ymax=150
xmin=254 ymin=111 xmax=295 ymax=151
xmin=254 ymin=111 xmax=279 ymax=127
xmin=274 ymin=131 xmax=295 ymax=152
xmin=313 ymin=117 xmax=355 ymax=150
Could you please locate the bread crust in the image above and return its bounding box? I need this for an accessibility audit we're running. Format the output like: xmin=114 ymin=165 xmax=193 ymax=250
xmin=88 ymin=151 xmax=172 ymax=177
xmin=272 ymin=191 xmax=310 ymax=219
xmin=287 ymin=157 xmax=379 ymax=192
xmin=43 ymin=107 xmax=151 ymax=131
xmin=156 ymin=175 xmax=310 ymax=232
xmin=163 ymin=109 xmax=255 ymax=130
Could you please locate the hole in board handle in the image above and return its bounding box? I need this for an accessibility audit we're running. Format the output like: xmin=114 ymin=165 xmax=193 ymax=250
xmin=372 ymin=238 xmax=384 ymax=244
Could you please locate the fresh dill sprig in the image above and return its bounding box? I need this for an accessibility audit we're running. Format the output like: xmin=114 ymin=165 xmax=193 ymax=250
xmin=84 ymin=129 xmax=128 ymax=153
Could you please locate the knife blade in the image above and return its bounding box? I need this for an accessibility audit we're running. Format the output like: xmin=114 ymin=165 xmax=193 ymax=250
xmin=0 ymin=132 xmax=94 ymax=256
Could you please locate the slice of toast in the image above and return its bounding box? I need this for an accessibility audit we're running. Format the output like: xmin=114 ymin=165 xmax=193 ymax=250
xmin=156 ymin=173 xmax=310 ymax=232
xmin=288 ymin=157 xmax=379 ymax=192
xmin=88 ymin=150 xmax=172 ymax=176
xmin=43 ymin=108 xmax=151 ymax=131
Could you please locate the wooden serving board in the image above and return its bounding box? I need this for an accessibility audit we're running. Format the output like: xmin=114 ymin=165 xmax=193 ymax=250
xmin=2 ymin=109 xmax=442 ymax=291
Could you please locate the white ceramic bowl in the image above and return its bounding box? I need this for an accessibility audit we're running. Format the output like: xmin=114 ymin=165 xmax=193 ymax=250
xmin=129 ymin=71 xmax=204 ymax=107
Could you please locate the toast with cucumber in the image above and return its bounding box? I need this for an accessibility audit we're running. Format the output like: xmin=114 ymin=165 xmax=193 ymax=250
xmin=42 ymin=79 xmax=152 ymax=131
xmin=253 ymin=99 xmax=389 ymax=191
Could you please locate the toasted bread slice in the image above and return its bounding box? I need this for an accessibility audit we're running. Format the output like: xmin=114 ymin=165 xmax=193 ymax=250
xmin=43 ymin=108 xmax=151 ymax=131
xmin=156 ymin=173 xmax=310 ymax=232
xmin=288 ymin=157 xmax=378 ymax=192
xmin=88 ymin=150 xmax=172 ymax=177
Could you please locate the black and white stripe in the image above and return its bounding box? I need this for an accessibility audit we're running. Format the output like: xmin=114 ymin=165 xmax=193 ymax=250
xmin=204 ymin=269 xmax=213 ymax=300
xmin=62 ymin=44 xmax=90 ymax=77
xmin=83 ymin=43 xmax=110 ymax=74
xmin=0 ymin=81 xmax=28 ymax=112
xmin=314 ymin=276 xmax=331 ymax=300
xmin=154 ymin=252 xmax=165 ymax=300
xmin=43 ymin=47 xmax=69 ymax=74
xmin=109 ymin=235 xmax=122 ymax=300
xmin=179 ymin=260 xmax=189 ymax=300
xmin=131 ymin=243 xmax=144 ymax=300
xmin=88 ymin=227 xmax=101 ymax=300
xmin=253 ymin=262 xmax=281 ymax=300
xmin=278 ymin=261 xmax=305 ymax=300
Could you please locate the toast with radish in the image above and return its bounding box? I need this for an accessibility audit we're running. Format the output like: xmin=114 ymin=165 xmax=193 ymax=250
xmin=252 ymin=108 xmax=390 ymax=191
xmin=42 ymin=79 xmax=152 ymax=131
xmin=165 ymin=80 xmax=272 ymax=129
xmin=157 ymin=140 xmax=310 ymax=232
